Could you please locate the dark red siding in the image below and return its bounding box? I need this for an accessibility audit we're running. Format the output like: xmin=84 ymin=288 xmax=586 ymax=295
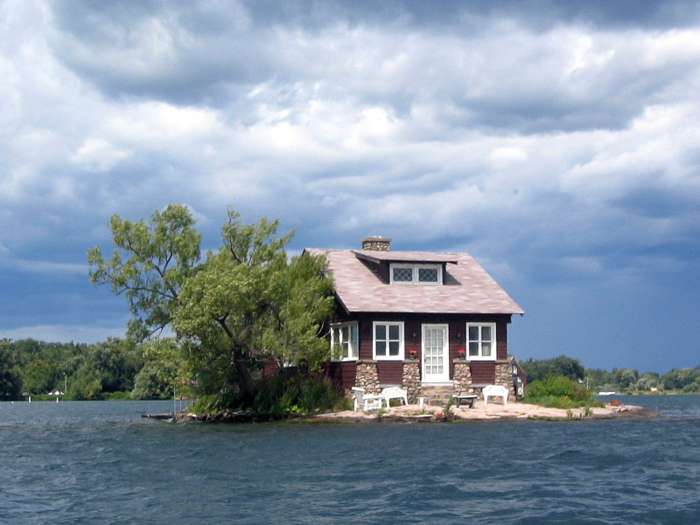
xmin=470 ymin=361 xmax=496 ymax=384
xmin=322 ymin=361 xmax=357 ymax=391
xmin=377 ymin=361 xmax=404 ymax=385
xmin=497 ymin=321 xmax=508 ymax=360
xmin=329 ymin=311 xmax=512 ymax=383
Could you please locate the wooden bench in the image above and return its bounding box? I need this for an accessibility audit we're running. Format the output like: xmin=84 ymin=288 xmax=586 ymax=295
xmin=452 ymin=394 xmax=478 ymax=408
xmin=381 ymin=387 xmax=408 ymax=407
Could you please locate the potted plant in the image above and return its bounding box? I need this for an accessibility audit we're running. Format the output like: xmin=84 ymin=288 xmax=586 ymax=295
xmin=457 ymin=349 xmax=466 ymax=360
xmin=408 ymin=349 xmax=417 ymax=360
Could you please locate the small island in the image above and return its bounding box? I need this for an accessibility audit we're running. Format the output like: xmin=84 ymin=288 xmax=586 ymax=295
xmin=313 ymin=399 xmax=658 ymax=422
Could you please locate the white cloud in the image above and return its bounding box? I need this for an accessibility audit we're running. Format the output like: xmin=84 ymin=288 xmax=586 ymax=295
xmin=71 ymin=138 xmax=132 ymax=172
xmin=1 ymin=0 xmax=700 ymax=370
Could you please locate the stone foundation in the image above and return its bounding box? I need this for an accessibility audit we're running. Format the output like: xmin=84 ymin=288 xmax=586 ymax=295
xmin=453 ymin=360 xmax=516 ymax=400
xmin=494 ymin=361 xmax=516 ymax=401
xmin=401 ymin=361 xmax=421 ymax=402
xmin=452 ymin=360 xmax=473 ymax=395
xmin=351 ymin=359 xmax=516 ymax=401
xmin=354 ymin=360 xmax=380 ymax=394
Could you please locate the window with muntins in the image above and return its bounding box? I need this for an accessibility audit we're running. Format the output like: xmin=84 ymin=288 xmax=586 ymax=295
xmin=467 ymin=323 xmax=496 ymax=360
xmin=331 ymin=322 xmax=358 ymax=360
xmin=390 ymin=264 xmax=442 ymax=285
xmin=392 ymin=267 xmax=413 ymax=282
xmin=373 ymin=322 xmax=404 ymax=360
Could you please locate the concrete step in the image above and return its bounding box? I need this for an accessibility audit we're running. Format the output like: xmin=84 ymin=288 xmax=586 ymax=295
xmin=420 ymin=385 xmax=456 ymax=406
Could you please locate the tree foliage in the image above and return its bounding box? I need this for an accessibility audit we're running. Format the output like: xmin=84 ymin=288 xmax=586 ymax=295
xmin=0 ymin=339 xmax=23 ymax=400
xmin=520 ymin=355 xmax=585 ymax=383
xmin=88 ymin=204 xmax=335 ymax=408
xmin=23 ymin=359 xmax=55 ymax=394
xmin=88 ymin=204 xmax=202 ymax=341
xmin=131 ymin=338 xmax=186 ymax=400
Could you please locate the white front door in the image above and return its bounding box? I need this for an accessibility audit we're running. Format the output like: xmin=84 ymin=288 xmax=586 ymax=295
xmin=422 ymin=324 xmax=449 ymax=383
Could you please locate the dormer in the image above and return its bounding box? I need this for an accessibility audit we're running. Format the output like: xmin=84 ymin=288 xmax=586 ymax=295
xmin=353 ymin=236 xmax=457 ymax=285
xmin=389 ymin=263 xmax=442 ymax=285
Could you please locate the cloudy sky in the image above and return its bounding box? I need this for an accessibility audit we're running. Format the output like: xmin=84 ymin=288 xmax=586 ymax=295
xmin=2 ymin=0 xmax=699 ymax=373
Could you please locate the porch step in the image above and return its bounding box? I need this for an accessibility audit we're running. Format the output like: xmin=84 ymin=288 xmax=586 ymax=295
xmin=420 ymin=385 xmax=456 ymax=407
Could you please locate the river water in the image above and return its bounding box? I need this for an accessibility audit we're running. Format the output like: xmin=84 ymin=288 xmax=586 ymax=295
xmin=1 ymin=395 xmax=699 ymax=524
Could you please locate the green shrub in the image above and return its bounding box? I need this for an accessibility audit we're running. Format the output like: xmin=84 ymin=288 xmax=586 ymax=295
xmin=251 ymin=374 xmax=342 ymax=416
xmin=525 ymin=375 xmax=601 ymax=409
xmin=102 ymin=391 xmax=132 ymax=400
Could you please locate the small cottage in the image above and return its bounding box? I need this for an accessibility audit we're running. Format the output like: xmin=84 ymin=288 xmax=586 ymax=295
xmin=306 ymin=236 xmax=525 ymax=404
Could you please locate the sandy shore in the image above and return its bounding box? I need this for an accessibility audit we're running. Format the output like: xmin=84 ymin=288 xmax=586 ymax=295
xmin=314 ymin=400 xmax=659 ymax=422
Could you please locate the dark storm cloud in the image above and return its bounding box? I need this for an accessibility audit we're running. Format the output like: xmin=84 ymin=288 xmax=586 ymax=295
xmin=2 ymin=0 xmax=700 ymax=370
xmin=47 ymin=0 xmax=700 ymax=138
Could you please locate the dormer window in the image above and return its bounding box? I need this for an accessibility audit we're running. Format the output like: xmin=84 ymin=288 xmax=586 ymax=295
xmin=390 ymin=263 xmax=442 ymax=285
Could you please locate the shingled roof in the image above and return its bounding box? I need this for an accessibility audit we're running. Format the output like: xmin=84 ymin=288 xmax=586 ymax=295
xmin=305 ymin=248 xmax=524 ymax=315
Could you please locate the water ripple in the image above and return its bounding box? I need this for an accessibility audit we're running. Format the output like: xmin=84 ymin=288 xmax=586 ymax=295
xmin=2 ymin=396 xmax=700 ymax=524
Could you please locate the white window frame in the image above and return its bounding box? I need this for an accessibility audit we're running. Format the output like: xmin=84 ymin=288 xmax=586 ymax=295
xmin=373 ymin=321 xmax=404 ymax=360
xmin=466 ymin=322 xmax=497 ymax=361
xmin=389 ymin=263 xmax=443 ymax=285
xmin=330 ymin=322 xmax=359 ymax=361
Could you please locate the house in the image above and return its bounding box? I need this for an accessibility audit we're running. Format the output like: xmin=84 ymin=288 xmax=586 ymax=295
xmin=306 ymin=236 xmax=525 ymax=403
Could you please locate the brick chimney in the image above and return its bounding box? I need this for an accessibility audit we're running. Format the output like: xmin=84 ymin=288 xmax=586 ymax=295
xmin=361 ymin=235 xmax=391 ymax=251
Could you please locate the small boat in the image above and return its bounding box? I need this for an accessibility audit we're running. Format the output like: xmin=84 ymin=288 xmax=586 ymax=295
xmin=597 ymin=391 xmax=618 ymax=396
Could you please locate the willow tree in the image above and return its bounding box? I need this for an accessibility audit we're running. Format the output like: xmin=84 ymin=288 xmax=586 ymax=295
xmin=88 ymin=204 xmax=334 ymax=406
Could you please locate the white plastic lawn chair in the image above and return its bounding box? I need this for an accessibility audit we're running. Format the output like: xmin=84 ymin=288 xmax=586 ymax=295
xmin=351 ymin=387 xmax=385 ymax=411
xmin=483 ymin=384 xmax=509 ymax=405
xmin=382 ymin=387 xmax=408 ymax=407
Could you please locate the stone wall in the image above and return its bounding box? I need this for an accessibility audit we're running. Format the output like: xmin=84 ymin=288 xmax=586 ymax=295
xmin=494 ymin=361 xmax=516 ymax=401
xmin=354 ymin=361 xmax=380 ymax=394
xmin=351 ymin=359 xmax=516 ymax=401
xmin=453 ymin=360 xmax=516 ymax=400
xmin=401 ymin=361 xmax=421 ymax=402
xmin=452 ymin=360 xmax=472 ymax=395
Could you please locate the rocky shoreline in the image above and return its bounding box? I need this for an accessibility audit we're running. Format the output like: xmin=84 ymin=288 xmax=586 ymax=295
xmin=150 ymin=400 xmax=659 ymax=423
xmin=312 ymin=400 xmax=659 ymax=422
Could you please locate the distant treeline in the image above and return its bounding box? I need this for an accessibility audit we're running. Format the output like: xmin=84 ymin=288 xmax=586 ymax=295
xmin=0 ymin=338 xmax=175 ymax=401
xmin=520 ymin=355 xmax=700 ymax=393
xmin=3 ymin=340 xmax=700 ymax=401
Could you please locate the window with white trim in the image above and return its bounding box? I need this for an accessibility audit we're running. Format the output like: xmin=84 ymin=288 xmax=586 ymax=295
xmin=390 ymin=264 xmax=442 ymax=285
xmin=331 ymin=322 xmax=358 ymax=361
xmin=373 ymin=322 xmax=404 ymax=360
xmin=467 ymin=323 xmax=496 ymax=360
